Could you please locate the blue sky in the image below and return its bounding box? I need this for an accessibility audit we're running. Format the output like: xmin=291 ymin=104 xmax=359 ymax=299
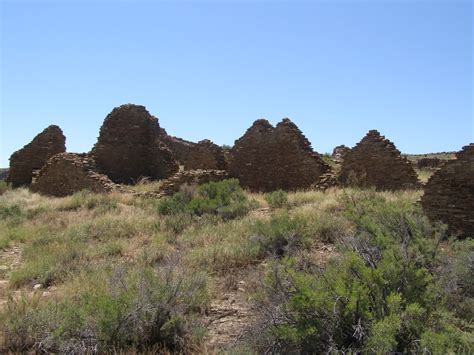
xmin=1 ymin=0 xmax=472 ymax=167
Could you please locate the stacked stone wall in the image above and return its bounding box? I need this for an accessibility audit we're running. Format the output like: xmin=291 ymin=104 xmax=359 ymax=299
xmin=228 ymin=118 xmax=329 ymax=192
xmin=7 ymin=125 xmax=66 ymax=187
xmin=421 ymin=144 xmax=474 ymax=238
xmin=30 ymin=153 xmax=129 ymax=197
xmin=338 ymin=130 xmax=419 ymax=190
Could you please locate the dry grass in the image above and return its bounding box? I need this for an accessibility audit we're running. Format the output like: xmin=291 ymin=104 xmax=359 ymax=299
xmin=0 ymin=184 xmax=428 ymax=352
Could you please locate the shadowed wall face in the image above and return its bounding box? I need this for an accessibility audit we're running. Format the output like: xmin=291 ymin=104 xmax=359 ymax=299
xmin=7 ymin=125 xmax=66 ymax=187
xmin=338 ymin=130 xmax=420 ymax=191
xmin=229 ymin=118 xmax=329 ymax=192
xmin=92 ymin=104 xmax=178 ymax=184
xmin=421 ymin=144 xmax=474 ymax=238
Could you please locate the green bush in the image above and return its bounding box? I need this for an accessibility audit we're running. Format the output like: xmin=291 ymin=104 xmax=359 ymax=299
xmin=265 ymin=190 xmax=288 ymax=208
xmin=157 ymin=179 xmax=251 ymax=220
xmin=254 ymin=193 xmax=473 ymax=353
xmin=251 ymin=213 xmax=310 ymax=257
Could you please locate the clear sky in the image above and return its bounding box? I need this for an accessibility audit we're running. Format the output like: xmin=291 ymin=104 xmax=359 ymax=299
xmin=1 ymin=0 xmax=472 ymax=167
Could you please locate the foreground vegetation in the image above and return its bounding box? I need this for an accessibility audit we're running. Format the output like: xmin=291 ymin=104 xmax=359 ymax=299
xmin=0 ymin=179 xmax=472 ymax=353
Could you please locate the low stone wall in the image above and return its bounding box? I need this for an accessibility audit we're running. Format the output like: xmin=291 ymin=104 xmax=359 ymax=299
xmin=228 ymin=118 xmax=329 ymax=192
xmin=421 ymin=144 xmax=474 ymax=238
xmin=7 ymin=125 xmax=66 ymax=187
xmin=339 ymin=130 xmax=420 ymax=190
xmin=157 ymin=169 xmax=230 ymax=197
xmin=30 ymin=153 xmax=129 ymax=197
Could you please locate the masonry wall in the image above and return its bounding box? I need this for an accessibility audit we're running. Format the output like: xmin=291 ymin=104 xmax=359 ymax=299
xmin=7 ymin=125 xmax=66 ymax=187
xmin=421 ymin=144 xmax=474 ymax=238
xmin=228 ymin=118 xmax=329 ymax=192
xmin=338 ymin=130 xmax=420 ymax=190
xmin=92 ymin=104 xmax=178 ymax=184
xmin=30 ymin=153 xmax=126 ymax=197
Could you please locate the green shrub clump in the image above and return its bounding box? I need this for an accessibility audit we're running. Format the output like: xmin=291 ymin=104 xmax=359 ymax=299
xmin=255 ymin=191 xmax=474 ymax=354
xmin=158 ymin=179 xmax=251 ymax=220
xmin=265 ymin=190 xmax=288 ymax=208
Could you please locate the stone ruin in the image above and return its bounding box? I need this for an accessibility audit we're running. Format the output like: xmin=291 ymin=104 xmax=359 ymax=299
xmin=420 ymin=144 xmax=474 ymax=238
xmin=157 ymin=169 xmax=230 ymax=197
xmin=92 ymin=104 xmax=179 ymax=184
xmin=338 ymin=130 xmax=419 ymax=190
xmin=159 ymin=129 xmax=227 ymax=171
xmin=7 ymin=125 xmax=66 ymax=187
xmin=30 ymin=153 xmax=130 ymax=197
xmin=332 ymin=145 xmax=351 ymax=163
xmin=228 ymin=118 xmax=330 ymax=192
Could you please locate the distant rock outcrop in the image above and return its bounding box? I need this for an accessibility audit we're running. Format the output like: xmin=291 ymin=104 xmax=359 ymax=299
xmin=92 ymin=104 xmax=178 ymax=184
xmin=339 ymin=130 xmax=419 ymax=190
xmin=228 ymin=118 xmax=329 ymax=192
xmin=421 ymin=144 xmax=474 ymax=238
xmin=7 ymin=125 xmax=66 ymax=187
xmin=30 ymin=153 xmax=128 ymax=197
xmin=159 ymin=129 xmax=227 ymax=171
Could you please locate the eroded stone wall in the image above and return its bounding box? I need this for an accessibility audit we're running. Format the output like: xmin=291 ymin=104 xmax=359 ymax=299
xmin=7 ymin=125 xmax=66 ymax=187
xmin=157 ymin=169 xmax=230 ymax=197
xmin=159 ymin=129 xmax=227 ymax=171
xmin=228 ymin=118 xmax=329 ymax=191
xmin=338 ymin=130 xmax=419 ymax=190
xmin=30 ymin=153 xmax=129 ymax=197
xmin=92 ymin=104 xmax=179 ymax=184
xmin=332 ymin=145 xmax=351 ymax=163
xmin=421 ymin=144 xmax=474 ymax=238
xmin=417 ymin=158 xmax=443 ymax=169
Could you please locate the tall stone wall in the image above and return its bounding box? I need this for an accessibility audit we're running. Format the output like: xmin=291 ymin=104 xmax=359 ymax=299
xmin=421 ymin=144 xmax=474 ymax=238
xmin=92 ymin=104 xmax=179 ymax=184
xmin=228 ymin=118 xmax=329 ymax=192
xmin=159 ymin=129 xmax=227 ymax=171
xmin=30 ymin=153 xmax=128 ymax=197
xmin=338 ymin=130 xmax=419 ymax=190
xmin=7 ymin=125 xmax=66 ymax=187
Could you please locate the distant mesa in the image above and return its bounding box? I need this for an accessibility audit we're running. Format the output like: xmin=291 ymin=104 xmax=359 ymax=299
xmin=228 ymin=118 xmax=330 ymax=192
xmin=338 ymin=130 xmax=420 ymax=190
xmin=91 ymin=104 xmax=179 ymax=184
xmin=7 ymin=125 xmax=66 ymax=187
xmin=30 ymin=153 xmax=128 ymax=197
xmin=421 ymin=144 xmax=474 ymax=238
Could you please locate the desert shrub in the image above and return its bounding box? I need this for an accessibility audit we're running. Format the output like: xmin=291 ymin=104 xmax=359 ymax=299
xmin=0 ymin=263 xmax=209 ymax=353
xmin=253 ymin=193 xmax=473 ymax=354
xmin=157 ymin=179 xmax=252 ymax=220
xmin=251 ymin=213 xmax=311 ymax=257
xmin=265 ymin=190 xmax=288 ymax=208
